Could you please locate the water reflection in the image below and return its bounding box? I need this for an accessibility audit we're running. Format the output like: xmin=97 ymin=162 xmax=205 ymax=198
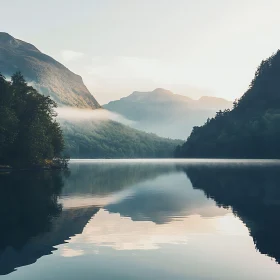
xmin=185 ymin=165 xmax=280 ymax=264
xmin=62 ymin=162 xmax=175 ymax=196
xmin=105 ymin=173 xmax=228 ymax=224
xmin=1 ymin=161 xmax=280 ymax=279
xmin=0 ymin=171 xmax=99 ymax=275
xmin=0 ymin=171 xmax=63 ymax=275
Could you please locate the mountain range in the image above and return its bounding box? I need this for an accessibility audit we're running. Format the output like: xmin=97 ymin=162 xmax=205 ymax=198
xmin=104 ymin=88 xmax=232 ymax=139
xmin=0 ymin=33 xmax=182 ymax=158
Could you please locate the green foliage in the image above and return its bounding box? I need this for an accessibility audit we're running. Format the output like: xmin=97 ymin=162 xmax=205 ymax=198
xmin=0 ymin=72 xmax=66 ymax=168
xmin=175 ymin=50 xmax=280 ymax=159
xmin=61 ymin=119 xmax=183 ymax=158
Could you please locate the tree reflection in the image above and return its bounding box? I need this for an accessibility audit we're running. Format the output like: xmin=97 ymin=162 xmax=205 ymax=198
xmin=63 ymin=163 xmax=175 ymax=195
xmin=0 ymin=171 xmax=64 ymax=274
xmin=185 ymin=165 xmax=280 ymax=264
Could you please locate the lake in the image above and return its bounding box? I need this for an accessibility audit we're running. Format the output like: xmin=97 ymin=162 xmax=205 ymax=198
xmin=1 ymin=159 xmax=280 ymax=279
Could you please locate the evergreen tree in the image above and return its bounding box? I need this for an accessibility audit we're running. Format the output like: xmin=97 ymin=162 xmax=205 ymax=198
xmin=175 ymin=50 xmax=280 ymax=159
xmin=0 ymin=72 xmax=67 ymax=168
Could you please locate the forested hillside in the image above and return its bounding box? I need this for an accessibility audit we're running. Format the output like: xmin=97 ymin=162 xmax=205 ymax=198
xmin=61 ymin=119 xmax=182 ymax=158
xmin=0 ymin=33 xmax=182 ymax=159
xmin=0 ymin=73 xmax=66 ymax=168
xmin=175 ymin=51 xmax=280 ymax=159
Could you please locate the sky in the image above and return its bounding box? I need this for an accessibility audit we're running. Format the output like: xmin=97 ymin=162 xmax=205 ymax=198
xmin=1 ymin=0 xmax=280 ymax=104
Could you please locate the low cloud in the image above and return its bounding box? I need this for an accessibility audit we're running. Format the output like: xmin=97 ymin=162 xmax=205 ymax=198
xmin=56 ymin=107 xmax=134 ymax=126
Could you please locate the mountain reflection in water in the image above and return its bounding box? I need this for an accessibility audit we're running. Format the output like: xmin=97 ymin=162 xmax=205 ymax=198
xmin=1 ymin=160 xmax=280 ymax=280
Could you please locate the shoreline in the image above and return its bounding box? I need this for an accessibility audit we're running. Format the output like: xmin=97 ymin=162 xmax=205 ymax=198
xmin=2 ymin=158 xmax=280 ymax=172
xmin=0 ymin=165 xmax=67 ymax=172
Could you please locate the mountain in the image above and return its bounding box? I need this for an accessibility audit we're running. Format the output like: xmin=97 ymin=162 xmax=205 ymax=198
xmin=103 ymin=88 xmax=232 ymax=139
xmin=61 ymin=118 xmax=183 ymax=158
xmin=0 ymin=33 xmax=181 ymax=158
xmin=175 ymin=50 xmax=280 ymax=159
xmin=0 ymin=32 xmax=100 ymax=109
xmin=197 ymin=96 xmax=233 ymax=109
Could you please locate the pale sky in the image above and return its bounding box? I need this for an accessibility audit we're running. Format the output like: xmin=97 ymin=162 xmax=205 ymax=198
xmin=1 ymin=0 xmax=280 ymax=104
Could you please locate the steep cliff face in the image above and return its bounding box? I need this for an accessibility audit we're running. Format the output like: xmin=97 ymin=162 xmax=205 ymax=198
xmin=0 ymin=32 xmax=100 ymax=109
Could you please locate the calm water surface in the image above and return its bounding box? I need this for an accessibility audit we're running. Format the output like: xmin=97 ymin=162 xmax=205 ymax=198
xmin=1 ymin=159 xmax=280 ymax=279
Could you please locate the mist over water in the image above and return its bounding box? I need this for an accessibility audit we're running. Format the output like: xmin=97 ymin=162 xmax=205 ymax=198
xmin=69 ymin=158 xmax=280 ymax=166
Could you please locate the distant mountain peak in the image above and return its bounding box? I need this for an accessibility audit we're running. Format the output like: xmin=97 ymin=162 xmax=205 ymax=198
xmin=199 ymin=96 xmax=229 ymax=102
xmin=104 ymin=88 xmax=233 ymax=139
xmin=198 ymin=96 xmax=232 ymax=109
xmin=124 ymin=88 xmax=179 ymax=104
xmin=0 ymin=32 xmax=14 ymax=41
xmin=152 ymin=88 xmax=173 ymax=95
xmin=108 ymin=89 xmax=232 ymax=108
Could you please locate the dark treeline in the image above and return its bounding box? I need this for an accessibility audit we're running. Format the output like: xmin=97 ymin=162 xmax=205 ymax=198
xmin=175 ymin=51 xmax=280 ymax=159
xmin=184 ymin=165 xmax=280 ymax=264
xmin=0 ymin=73 xmax=67 ymax=168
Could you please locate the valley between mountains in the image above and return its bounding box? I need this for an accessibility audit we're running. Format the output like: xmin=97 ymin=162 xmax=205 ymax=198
xmin=0 ymin=32 xmax=231 ymax=158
